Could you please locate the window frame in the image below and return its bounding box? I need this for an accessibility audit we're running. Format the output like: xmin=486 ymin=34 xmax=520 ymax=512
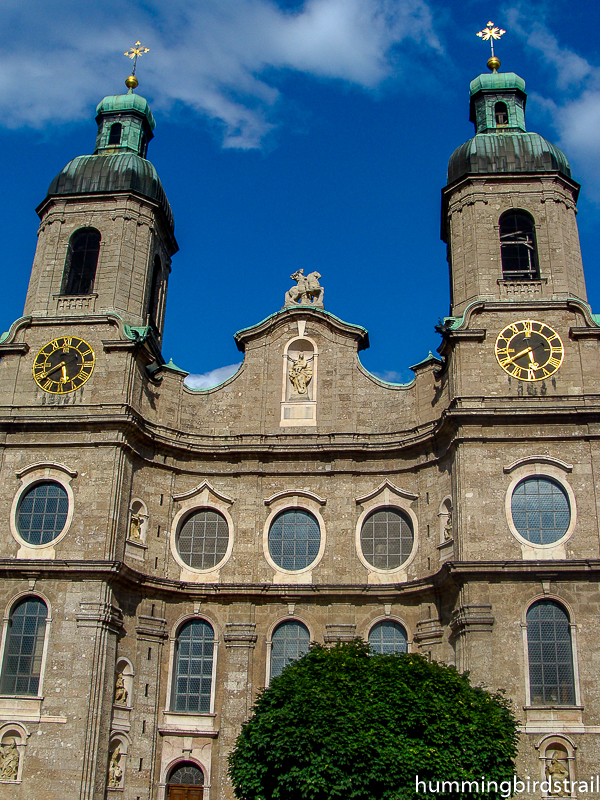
xmin=0 ymin=594 xmax=52 ymax=701
xmin=499 ymin=210 xmax=540 ymax=281
xmin=523 ymin=597 xmax=580 ymax=708
xmin=170 ymin=494 xmax=234 ymax=577
xmin=10 ymin=464 xmax=76 ymax=555
xmin=266 ymin=616 xmax=313 ymax=685
xmin=367 ymin=618 xmax=410 ymax=655
xmin=166 ymin=616 xmax=218 ymax=716
xmin=355 ymin=498 xmax=418 ymax=577
xmin=262 ymin=496 xmax=327 ymax=577
xmin=61 ymin=227 xmax=101 ymax=296
xmin=504 ymin=460 xmax=576 ymax=553
xmin=175 ymin=508 xmax=231 ymax=572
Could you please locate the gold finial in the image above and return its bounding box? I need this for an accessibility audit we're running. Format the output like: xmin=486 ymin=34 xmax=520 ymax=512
xmin=476 ymin=21 xmax=506 ymax=72
xmin=124 ymin=40 xmax=149 ymax=91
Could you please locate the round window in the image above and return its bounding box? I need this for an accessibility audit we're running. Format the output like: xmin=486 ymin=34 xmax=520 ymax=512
xmin=511 ymin=477 xmax=570 ymax=544
xmin=17 ymin=482 xmax=69 ymax=545
xmin=360 ymin=507 xmax=414 ymax=570
xmin=268 ymin=509 xmax=321 ymax=571
xmin=177 ymin=509 xmax=229 ymax=569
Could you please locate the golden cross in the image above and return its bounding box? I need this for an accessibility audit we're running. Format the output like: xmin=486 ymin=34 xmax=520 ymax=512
xmin=124 ymin=41 xmax=150 ymax=76
xmin=476 ymin=21 xmax=506 ymax=58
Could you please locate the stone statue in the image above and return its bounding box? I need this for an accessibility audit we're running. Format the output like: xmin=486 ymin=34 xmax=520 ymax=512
xmin=546 ymin=752 xmax=570 ymax=796
xmin=108 ymin=745 xmax=123 ymax=789
xmin=129 ymin=513 xmax=142 ymax=541
xmin=114 ymin=671 xmax=128 ymax=706
xmin=288 ymin=353 xmax=313 ymax=396
xmin=0 ymin=741 xmax=19 ymax=781
xmin=284 ymin=269 xmax=324 ymax=308
xmin=443 ymin=512 xmax=453 ymax=540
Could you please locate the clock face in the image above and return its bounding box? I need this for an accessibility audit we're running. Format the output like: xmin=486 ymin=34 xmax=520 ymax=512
xmin=495 ymin=320 xmax=564 ymax=381
xmin=33 ymin=336 xmax=95 ymax=394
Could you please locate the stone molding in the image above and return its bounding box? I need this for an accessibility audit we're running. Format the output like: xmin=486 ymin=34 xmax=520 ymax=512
xmin=450 ymin=604 xmax=494 ymax=636
xmin=323 ymin=623 xmax=357 ymax=643
xmin=76 ymin=602 xmax=124 ymax=634
xmin=223 ymin=622 xmax=258 ymax=648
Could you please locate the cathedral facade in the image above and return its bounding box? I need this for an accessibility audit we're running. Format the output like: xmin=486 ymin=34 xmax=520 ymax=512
xmin=0 ymin=59 xmax=599 ymax=800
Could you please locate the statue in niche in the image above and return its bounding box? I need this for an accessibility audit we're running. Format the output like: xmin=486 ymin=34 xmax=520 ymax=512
xmin=284 ymin=269 xmax=324 ymax=308
xmin=0 ymin=741 xmax=19 ymax=781
xmin=546 ymin=752 xmax=570 ymax=796
xmin=443 ymin=511 xmax=453 ymax=541
xmin=114 ymin=671 xmax=128 ymax=706
xmin=108 ymin=745 xmax=123 ymax=788
xmin=129 ymin=513 xmax=142 ymax=542
xmin=288 ymin=353 xmax=313 ymax=397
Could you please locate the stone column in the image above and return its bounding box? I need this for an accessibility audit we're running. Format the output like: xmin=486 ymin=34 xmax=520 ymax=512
xmin=215 ymin=617 xmax=257 ymax=800
xmin=75 ymin=593 xmax=124 ymax=800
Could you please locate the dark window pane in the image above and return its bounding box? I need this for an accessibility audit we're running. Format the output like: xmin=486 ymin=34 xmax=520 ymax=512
xmin=17 ymin=482 xmax=68 ymax=545
xmin=62 ymin=228 xmax=101 ymax=295
xmin=526 ymin=600 xmax=574 ymax=706
xmin=500 ymin=212 xmax=539 ymax=280
xmin=108 ymin=123 xmax=122 ymax=145
xmin=0 ymin=598 xmax=47 ymax=696
xmin=169 ymin=762 xmax=205 ymax=786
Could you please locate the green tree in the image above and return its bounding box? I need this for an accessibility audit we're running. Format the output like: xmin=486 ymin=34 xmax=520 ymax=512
xmin=228 ymin=640 xmax=519 ymax=800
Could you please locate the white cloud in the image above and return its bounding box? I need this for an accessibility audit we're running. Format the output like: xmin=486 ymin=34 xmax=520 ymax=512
xmin=185 ymin=362 xmax=242 ymax=389
xmin=371 ymin=368 xmax=411 ymax=383
xmin=0 ymin=0 xmax=441 ymax=148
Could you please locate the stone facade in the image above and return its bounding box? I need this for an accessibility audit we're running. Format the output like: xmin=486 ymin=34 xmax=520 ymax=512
xmin=0 ymin=69 xmax=600 ymax=800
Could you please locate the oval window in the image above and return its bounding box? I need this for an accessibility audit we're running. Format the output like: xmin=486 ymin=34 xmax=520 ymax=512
xmin=268 ymin=509 xmax=321 ymax=571
xmin=360 ymin=507 xmax=414 ymax=570
xmin=511 ymin=477 xmax=570 ymax=544
xmin=177 ymin=509 xmax=229 ymax=569
xmin=17 ymin=482 xmax=69 ymax=545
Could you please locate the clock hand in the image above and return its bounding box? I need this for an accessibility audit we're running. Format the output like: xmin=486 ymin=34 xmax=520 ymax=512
xmin=503 ymin=347 xmax=532 ymax=365
xmin=60 ymin=365 xmax=68 ymax=382
xmin=40 ymin=361 xmax=66 ymax=378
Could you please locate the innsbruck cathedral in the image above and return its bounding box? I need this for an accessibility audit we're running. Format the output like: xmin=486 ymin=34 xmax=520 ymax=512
xmin=0 ymin=29 xmax=599 ymax=800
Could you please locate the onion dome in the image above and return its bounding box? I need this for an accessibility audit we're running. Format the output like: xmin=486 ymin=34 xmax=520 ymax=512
xmin=43 ymin=91 xmax=173 ymax=233
xmin=447 ymin=70 xmax=571 ymax=185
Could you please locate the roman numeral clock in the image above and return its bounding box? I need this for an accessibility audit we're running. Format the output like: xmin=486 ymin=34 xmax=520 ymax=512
xmin=32 ymin=336 xmax=95 ymax=394
xmin=495 ymin=320 xmax=564 ymax=382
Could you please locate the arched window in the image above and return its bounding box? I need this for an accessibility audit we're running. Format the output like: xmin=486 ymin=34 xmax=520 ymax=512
xmin=62 ymin=228 xmax=101 ymax=295
xmin=495 ymin=102 xmax=509 ymax=126
xmin=268 ymin=509 xmax=321 ymax=571
xmin=271 ymin=621 xmax=310 ymax=679
xmin=172 ymin=620 xmax=214 ymax=713
xmin=0 ymin=598 xmax=48 ymax=696
xmin=499 ymin=212 xmax=539 ymax=280
xmin=147 ymin=255 xmax=162 ymax=328
xmin=108 ymin=123 xmax=122 ymax=146
xmin=168 ymin=762 xmax=205 ymax=798
xmin=526 ymin=600 xmax=575 ymax=705
xmin=368 ymin=620 xmax=408 ymax=655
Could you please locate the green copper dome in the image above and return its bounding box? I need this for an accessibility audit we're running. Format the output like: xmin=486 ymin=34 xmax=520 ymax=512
xmin=447 ymin=70 xmax=572 ymax=185
xmin=43 ymin=91 xmax=173 ymax=232
xmin=46 ymin=153 xmax=174 ymax=231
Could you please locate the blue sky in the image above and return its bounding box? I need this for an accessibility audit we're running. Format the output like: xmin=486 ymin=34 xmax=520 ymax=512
xmin=1 ymin=0 xmax=600 ymax=387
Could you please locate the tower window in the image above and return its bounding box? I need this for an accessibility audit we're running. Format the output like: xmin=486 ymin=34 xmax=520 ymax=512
xmin=499 ymin=212 xmax=539 ymax=280
xmin=140 ymin=135 xmax=148 ymax=158
xmin=147 ymin=254 xmax=162 ymax=328
xmin=107 ymin=123 xmax=122 ymax=146
xmin=62 ymin=228 xmax=101 ymax=295
xmin=495 ymin=102 xmax=509 ymax=127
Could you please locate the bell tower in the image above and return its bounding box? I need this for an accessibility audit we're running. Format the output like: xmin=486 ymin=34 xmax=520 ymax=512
xmin=23 ymin=77 xmax=178 ymax=349
xmin=441 ymin=59 xmax=585 ymax=317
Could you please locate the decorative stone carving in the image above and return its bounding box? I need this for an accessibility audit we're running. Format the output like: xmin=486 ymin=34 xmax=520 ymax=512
xmin=443 ymin=511 xmax=453 ymax=541
xmin=114 ymin=672 xmax=128 ymax=706
xmin=129 ymin=514 xmax=142 ymax=542
xmin=546 ymin=751 xmax=570 ymax=796
xmin=0 ymin=741 xmax=19 ymax=781
xmin=108 ymin=745 xmax=123 ymax=788
xmin=284 ymin=270 xmax=324 ymax=308
xmin=288 ymin=352 xmax=313 ymax=397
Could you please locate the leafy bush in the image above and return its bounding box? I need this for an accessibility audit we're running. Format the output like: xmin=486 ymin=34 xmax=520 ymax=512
xmin=228 ymin=640 xmax=519 ymax=800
